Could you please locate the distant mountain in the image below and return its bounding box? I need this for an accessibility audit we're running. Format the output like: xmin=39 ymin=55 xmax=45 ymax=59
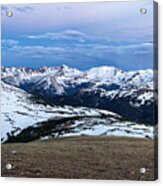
xmin=1 ymin=82 xmax=154 ymax=143
xmin=1 ymin=65 xmax=158 ymax=125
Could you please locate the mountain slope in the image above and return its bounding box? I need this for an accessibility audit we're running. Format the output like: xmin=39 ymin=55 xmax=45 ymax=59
xmin=1 ymin=82 xmax=154 ymax=142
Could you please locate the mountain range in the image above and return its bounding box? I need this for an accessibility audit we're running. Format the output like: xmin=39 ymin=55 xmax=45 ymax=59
xmin=1 ymin=65 xmax=157 ymax=126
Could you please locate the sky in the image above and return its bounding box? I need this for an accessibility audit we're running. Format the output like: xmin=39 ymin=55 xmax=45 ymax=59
xmin=1 ymin=1 xmax=155 ymax=71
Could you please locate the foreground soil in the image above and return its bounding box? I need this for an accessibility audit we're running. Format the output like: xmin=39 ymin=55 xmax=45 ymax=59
xmin=1 ymin=136 xmax=157 ymax=180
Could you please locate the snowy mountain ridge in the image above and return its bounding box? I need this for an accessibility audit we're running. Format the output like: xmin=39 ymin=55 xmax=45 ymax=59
xmin=2 ymin=65 xmax=153 ymax=90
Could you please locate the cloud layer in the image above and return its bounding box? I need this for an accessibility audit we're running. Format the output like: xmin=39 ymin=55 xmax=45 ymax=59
xmin=1 ymin=1 xmax=154 ymax=70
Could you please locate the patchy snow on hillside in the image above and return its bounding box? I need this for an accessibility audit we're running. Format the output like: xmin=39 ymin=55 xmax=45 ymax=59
xmin=1 ymin=82 xmax=120 ymax=142
xmin=61 ymin=119 xmax=154 ymax=139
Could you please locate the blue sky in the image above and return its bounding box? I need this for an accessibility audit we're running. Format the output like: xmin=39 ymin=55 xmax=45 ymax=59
xmin=1 ymin=1 xmax=154 ymax=70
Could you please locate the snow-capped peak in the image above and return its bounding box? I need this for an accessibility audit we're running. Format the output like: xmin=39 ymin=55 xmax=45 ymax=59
xmin=84 ymin=66 xmax=124 ymax=81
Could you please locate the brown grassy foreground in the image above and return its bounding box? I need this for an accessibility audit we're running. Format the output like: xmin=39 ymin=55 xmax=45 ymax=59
xmin=1 ymin=136 xmax=157 ymax=180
